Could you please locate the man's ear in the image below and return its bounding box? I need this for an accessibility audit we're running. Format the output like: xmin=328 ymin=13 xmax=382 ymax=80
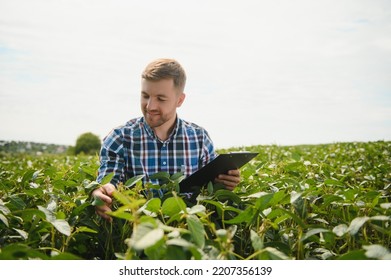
xmin=177 ymin=93 xmax=186 ymax=107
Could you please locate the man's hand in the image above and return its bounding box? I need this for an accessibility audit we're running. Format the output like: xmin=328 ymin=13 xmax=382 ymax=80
xmin=215 ymin=169 xmax=241 ymax=191
xmin=91 ymin=183 xmax=116 ymax=222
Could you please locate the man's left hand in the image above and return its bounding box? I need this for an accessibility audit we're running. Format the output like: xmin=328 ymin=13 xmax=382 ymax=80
xmin=215 ymin=169 xmax=241 ymax=191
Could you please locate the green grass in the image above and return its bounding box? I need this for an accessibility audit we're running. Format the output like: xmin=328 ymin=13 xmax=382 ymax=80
xmin=0 ymin=141 xmax=390 ymax=260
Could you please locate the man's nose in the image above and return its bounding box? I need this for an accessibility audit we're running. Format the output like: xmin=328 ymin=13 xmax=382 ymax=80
xmin=146 ymin=98 xmax=157 ymax=110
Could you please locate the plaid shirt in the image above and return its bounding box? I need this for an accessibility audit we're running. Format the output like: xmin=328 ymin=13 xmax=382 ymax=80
xmin=97 ymin=116 xmax=216 ymax=196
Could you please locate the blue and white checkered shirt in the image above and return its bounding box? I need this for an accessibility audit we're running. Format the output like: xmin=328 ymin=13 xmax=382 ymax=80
xmin=97 ymin=116 xmax=216 ymax=196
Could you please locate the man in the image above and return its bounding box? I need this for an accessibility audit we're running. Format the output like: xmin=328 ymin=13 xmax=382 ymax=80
xmin=93 ymin=58 xmax=240 ymax=221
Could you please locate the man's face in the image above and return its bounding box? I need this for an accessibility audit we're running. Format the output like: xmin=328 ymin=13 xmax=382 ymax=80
xmin=141 ymin=78 xmax=185 ymax=130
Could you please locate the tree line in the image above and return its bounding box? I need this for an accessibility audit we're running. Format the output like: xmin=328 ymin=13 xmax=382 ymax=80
xmin=0 ymin=132 xmax=101 ymax=156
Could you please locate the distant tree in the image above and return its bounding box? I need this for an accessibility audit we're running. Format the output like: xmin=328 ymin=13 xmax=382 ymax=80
xmin=74 ymin=132 xmax=101 ymax=155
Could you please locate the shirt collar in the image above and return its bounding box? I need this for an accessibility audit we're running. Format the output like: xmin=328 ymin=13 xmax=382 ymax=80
xmin=141 ymin=116 xmax=181 ymax=143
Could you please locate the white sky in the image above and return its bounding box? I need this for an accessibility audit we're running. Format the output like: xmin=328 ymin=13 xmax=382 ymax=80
xmin=0 ymin=0 xmax=390 ymax=149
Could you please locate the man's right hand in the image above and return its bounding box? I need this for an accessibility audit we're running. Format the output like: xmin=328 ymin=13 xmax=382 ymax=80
xmin=91 ymin=183 xmax=116 ymax=222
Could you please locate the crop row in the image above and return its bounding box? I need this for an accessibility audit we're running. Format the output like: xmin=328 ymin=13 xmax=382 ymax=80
xmin=0 ymin=141 xmax=390 ymax=259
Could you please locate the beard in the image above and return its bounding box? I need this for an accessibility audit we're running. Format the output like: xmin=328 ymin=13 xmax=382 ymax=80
xmin=143 ymin=109 xmax=167 ymax=128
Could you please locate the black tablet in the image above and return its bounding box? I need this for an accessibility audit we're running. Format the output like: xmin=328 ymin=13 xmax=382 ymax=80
xmin=179 ymin=152 xmax=259 ymax=192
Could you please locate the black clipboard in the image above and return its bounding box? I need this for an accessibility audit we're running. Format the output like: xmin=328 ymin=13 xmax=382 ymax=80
xmin=179 ymin=152 xmax=259 ymax=193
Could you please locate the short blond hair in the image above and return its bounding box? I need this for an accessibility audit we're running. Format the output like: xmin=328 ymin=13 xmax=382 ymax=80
xmin=142 ymin=58 xmax=186 ymax=92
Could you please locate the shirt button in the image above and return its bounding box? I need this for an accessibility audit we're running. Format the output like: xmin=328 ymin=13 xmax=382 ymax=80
xmin=163 ymin=161 xmax=167 ymax=165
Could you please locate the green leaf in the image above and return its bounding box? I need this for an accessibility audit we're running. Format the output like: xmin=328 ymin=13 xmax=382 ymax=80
xmin=144 ymin=237 xmax=166 ymax=259
xmin=292 ymin=152 xmax=301 ymax=161
xmin=250 ymin=230 xmax=264 ymax=251
xmin=301 ymin=228 xmax=330 ymax=242
xmin=322 ymin=194 xmax=344 ymax=206
xmin=216 ymin=229 xmax=227 ymax=241
xmin=223 ymin=205 xmax=242 ymax=215
xmin=291 ymin=193 xmax=307 ymax=219
xmin=162 ymin=196 xmax=186 ymax=217
xmin=255 ymin=193 xmax=274 ymax=211
xmin=207 ymin=181 xmax=214 ymax=194
xmin=91 ymin=196 xmax=105 ymax=207
xmin=188 ymin=204 xmax=206 ymax=215
xmin=37 ymin=205 xmax=56 ymax=222
xmin=224 ymin=207 xmax=253 ymax=224
xmin=145 ymin=198 xmax=161 ymax=213
xmin=278 ymin=207 xmax=306 ymax=229
xmin=81 ymin=165 xmax=98 ymax=177
xmin=370 ymin=215 xmax=391 ymax=222
xmin=150 ymin=172 xmax=171 ymax=181
xmin=261 ymin=247 xmax=290 ymax=260
xmin=227 ymin=225 xmax=238 ymax=237
xmin=124 ymin=174 xmax=145 ymax=187
xmin=130 ymin=225 xmax=164 ymax=251
xmin=290 ymin=191 xmax=302 ymax=204
xmin=214 ymin=189 xmax=242 ymax=204
xmin=84 ymin=181 xmax=100 ymax=191
xmin=332 ymin=224 xmax=348 ymax=237
xmin=17 ymin=209 xmax=45 ymax=222
xmin=100 ymin=173 xmax=115 ymax=185
xmin=56 ymin=211 xmax=66 ymax=220
xmin=170 ymin=172 xmax=185 ymax=182
xmin=284 ymin=162 xmax=303 ymax=171
xmin=269 ymin=191 xmax=288 ymax=206
xmin=76 ymin=226 xmax=98 ymax=234
xmin=112 ymin=190 xmax=131 ymax=206
xmin=0 ymin=244 xmax=49 ymax=260
xmin=21 ymin=170 xmax=36 ymax=186
xmin=165 ymin=212 xmax=183 ymax=224
xmin=380 ymin=202 xmax=391 ymax=209
xmin=202 ymin=199 xmax=225 ymax=212
xmin=343 ymin=189 xmax=358 ymax=201
xmin=186 ymin=215 xmax=205 ymax=248
xmin=13 ymin=228 xmax=28 ymax=240
xmin=347 ymin=216 xmax=370 ymax=235
xmin=108 ymin=210 xmax=134 ymax=221
xmin=166 ymin=238 xmax=195 ymax=248
xmin=0 ymin=213 xmax=9 ymax=227
xmin=52 ymin=219 xmax=71 ymax=236
xmin=0 ymin=205 xmax=11 ymax=215
xmin=139 ymin=215 xmax=157 ymax=225
xmin=50 ymin=252 xmax=83 ymax=260
xmin=363 ymin=245 xmax=391 ymax=260
xmin=338 ymin=249 xmax=367 ymax=260
xmin=324 ymin=179 xmax=344 ymax=187
xmin=8 ymin=195 xmax=26 ymax=211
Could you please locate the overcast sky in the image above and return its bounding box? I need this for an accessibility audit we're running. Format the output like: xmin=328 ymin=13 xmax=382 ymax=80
xmin=0 ymin=0 xmax=390 ymax=149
